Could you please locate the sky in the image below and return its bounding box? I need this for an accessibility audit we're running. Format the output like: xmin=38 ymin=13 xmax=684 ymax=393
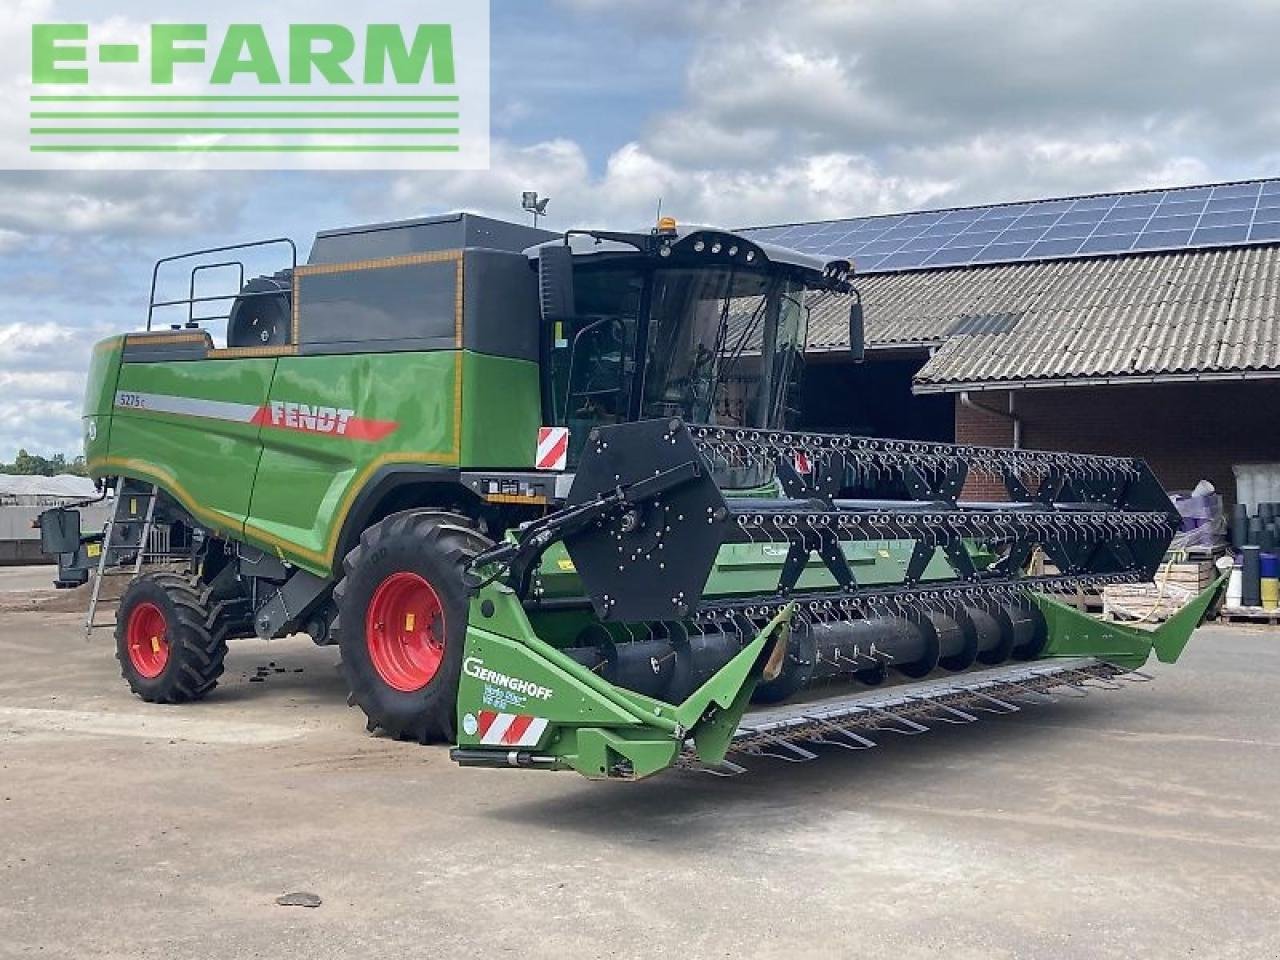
xmin=2 ymin=0 xmax=1280 ymax=458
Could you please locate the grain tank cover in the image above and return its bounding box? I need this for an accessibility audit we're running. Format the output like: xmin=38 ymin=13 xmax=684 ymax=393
xmin=308 ymin=212 xmax=556 ymax=265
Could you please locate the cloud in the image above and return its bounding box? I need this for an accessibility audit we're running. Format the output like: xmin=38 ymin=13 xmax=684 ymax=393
xmin=0 ymin=396 xmax=82 ymax=456
xmin=0 ymin=322 xmax=77 ymax=361
xmin=0 ymin=369 xmax=80 ymax=397
xmin=0 ymin=172 xmax=255 ymax=241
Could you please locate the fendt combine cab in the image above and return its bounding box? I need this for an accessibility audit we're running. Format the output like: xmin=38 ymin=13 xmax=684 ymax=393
xmin=43 ymin=211 xmax=1226 ymax=780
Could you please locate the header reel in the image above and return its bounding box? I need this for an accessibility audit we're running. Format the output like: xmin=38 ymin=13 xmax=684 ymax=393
xmin=470 ymin=418 xmax=1179 ymax=709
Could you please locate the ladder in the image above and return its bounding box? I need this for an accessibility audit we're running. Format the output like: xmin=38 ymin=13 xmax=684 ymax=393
xmin=84 ymin=482 xmax=160 ymax=638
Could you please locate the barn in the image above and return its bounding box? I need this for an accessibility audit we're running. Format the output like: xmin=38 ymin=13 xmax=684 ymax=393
xmin=744 ymin=178 xmax=1280 ymax=506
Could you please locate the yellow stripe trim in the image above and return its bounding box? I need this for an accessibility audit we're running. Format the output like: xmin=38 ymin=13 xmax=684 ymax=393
xmin=453 ymin=257 xmax=465 ymax=461
xmin=89 ymin=456 xmax=243 ymax=541
xmin=295 ymin=249 xmax=463 ymax=277
xmin=207 ymin=345 xmax=298 ymax=358
xmin=92 ymin=448 xmax=460 ymax=574
xmin=94 ymin=335 xmax=126 ymax=354
xmin=124 ymin=331 xmax=210 ymax=347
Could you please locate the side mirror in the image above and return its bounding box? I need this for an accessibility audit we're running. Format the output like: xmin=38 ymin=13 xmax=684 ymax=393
xmin=37 ymin=507 xmax=81 ymax=555
xmin=848 ymin=296 xmax=866 ymax=363
xmin=539 ymin=243 xmax=576 ymax=323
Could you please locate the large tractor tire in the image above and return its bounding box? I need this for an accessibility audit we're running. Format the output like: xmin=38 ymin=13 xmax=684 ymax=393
xmin=334 ymin=511 xmax=491 ymax=744
xmin=115 ymin=572 xmax=230 ymax=703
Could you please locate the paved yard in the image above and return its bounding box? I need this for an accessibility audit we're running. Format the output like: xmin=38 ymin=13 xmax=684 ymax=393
xmin=0 ymin=606 xmax=1277 ymax=960
xmin=0 ymin=566 xmax=59 ymax=594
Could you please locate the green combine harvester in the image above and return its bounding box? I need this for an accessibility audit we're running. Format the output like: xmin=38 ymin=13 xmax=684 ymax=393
xmin=40 ymin=212 xmax=1225 ymax=780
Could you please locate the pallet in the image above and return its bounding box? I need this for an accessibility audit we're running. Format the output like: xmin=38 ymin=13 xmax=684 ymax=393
xmin=1219 ymin=606 xmax=1280 ymax=625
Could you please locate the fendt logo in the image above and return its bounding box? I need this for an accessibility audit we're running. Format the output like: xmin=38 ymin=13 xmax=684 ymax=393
xmin=10 ymin=2 xmax=490 ymax=171
xmin=265 ymin=401 xmax=355 ymax=436
xmin=256 ymin=399 xmax=400 ymax=442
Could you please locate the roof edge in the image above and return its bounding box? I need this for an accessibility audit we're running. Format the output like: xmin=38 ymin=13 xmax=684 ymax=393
xmin=913 ymin=368 xmax=1280 ymax=394
xmin=736 ymin=175 xmax=1280 ymax=234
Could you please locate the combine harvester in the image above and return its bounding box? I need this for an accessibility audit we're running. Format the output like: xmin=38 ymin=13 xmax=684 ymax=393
xmin=40 ymin=212 xmax=1226 ymax=780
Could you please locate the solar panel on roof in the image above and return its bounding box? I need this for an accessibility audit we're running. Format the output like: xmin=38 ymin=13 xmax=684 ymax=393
xmin=742 ymin=179 xmax=1280 ymax=273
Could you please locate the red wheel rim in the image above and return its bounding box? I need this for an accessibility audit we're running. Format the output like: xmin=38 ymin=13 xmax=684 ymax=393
xmin=365 ymin=572 xmax=446 ymax=692
xmin=126 ymin=601 xmax=169 ymax=679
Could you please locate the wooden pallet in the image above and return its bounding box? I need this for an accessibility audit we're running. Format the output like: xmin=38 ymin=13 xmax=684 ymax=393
xmin=1219 ymin=606 xmax=1280 ymax=625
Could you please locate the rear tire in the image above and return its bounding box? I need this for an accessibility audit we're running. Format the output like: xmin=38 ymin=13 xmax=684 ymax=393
xmin=115 ymin=573 xmax=229 ymax=703
xmin=334 ymin=511 xmax=490 ymax=743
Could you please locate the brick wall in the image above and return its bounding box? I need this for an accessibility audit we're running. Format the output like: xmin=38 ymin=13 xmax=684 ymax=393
xmin=953 ymin=380 xmax=1280 ymax=505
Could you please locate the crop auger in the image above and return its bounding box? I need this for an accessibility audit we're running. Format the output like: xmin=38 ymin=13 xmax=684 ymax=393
xmin=39 ymin=211 xmax=1225 ymax=781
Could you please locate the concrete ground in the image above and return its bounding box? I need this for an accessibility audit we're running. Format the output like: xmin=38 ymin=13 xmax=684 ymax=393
xmin=0 ymin=565 xmax=59 ymax=593
xmin=0 ymin=607 xmax=1276 ymax=960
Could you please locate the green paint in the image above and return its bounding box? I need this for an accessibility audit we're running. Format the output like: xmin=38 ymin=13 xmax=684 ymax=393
xmin=32 ymin=128 xmax=460 ymax=136
xmin=1150 ymin=573 xmax=1228 ymax=663
xmin=211 ymin=25 xmax=282 ymax=85
xmin=364 ymin=25 xmax=455 ymax=84
xmin=82 ymin=338 xmax=124 ymax=463
xmin=31 ymin=112 xmax=458 ymax=119
xmin=1034 ymin=573 xmax=1227 ymax=670
xmin=453 ymin=585 xmax=793 ymax=779
xmin=289 ymin=25 xmax=356 ymax=85
xmin=32 ymin=24 xmax=89 ymax=84
xmin=98 ymin=44 xmax=140 ymax=64
xmin=30 ymin=95 xmax=460 ymax=102
xmin=151 ymin=25 xmax=207 ymax=85
xmin=111 ymin=358 xmax=277 ymax=539
xmin=33 ymin=145 xmax=461 ymax=154
xmin=247 ymin=350 xmax=460 ymax=569
xmin=460 ymin=353 xmax=542 ymax=466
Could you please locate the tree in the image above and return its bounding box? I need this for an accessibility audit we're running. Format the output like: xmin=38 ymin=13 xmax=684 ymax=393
xmin=0 ymin=449 xmax=87 ymax=476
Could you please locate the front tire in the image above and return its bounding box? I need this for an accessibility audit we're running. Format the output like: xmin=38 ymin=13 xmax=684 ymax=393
xmin=334 ymin=511 xmax=490 ymax=743
xmin=115 ymin=573 xmax=229 ymax=703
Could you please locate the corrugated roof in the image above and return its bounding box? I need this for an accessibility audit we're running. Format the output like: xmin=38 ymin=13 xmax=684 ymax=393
xmin=908 ymin=245 xmax=1280 ymax=391
xmin=0 ymin=474 xmax=95 ymax=498
xmin=793 ymin=245 xmax=1280 ymax=391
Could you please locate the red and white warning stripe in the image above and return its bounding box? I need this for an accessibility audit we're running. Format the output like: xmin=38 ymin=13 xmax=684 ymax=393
xmin=475 ymin=710 xmax=549 ymax=747
xmin=536 ymin=426 xmax=569 ymax=471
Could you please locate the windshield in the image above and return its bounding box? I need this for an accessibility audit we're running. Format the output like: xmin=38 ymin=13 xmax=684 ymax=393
xmin=541 ymin=260 xmax=821 ymax=466
xmin=642 ymin=268 xmax=809 ymax=428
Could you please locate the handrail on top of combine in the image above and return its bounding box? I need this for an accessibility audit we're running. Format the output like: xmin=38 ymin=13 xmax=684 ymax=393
xmin=146 ymin=237 xmax=297 ymax=332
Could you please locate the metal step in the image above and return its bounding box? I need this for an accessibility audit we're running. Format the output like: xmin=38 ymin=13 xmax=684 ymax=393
xmin=85 ymin=481 xmax=160 ymax=639
xmin=692 ymin=658 xmax=1144 ymax=773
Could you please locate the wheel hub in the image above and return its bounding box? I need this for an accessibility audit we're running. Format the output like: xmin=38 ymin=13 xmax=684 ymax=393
xmin=365 ymin=572 xmax=446 ymax=692
xmin=126 ymin=601 xmax=169 ymax=678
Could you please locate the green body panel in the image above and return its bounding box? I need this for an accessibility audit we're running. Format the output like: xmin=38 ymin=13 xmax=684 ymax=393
xmin=82 ymin=337 xmax=124 ymax=464
xmin=247 ymin=351 xmax=459 ymax=568
xmin=88 ymin=338 xmax=543 ymax=574
xmin=109 ymin=357 xmax=277 ymax=537
xmin=455 ymin=575 xmax=1228 ymax=780
xmin=459 ymin=352 xmax=542 ymax=466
